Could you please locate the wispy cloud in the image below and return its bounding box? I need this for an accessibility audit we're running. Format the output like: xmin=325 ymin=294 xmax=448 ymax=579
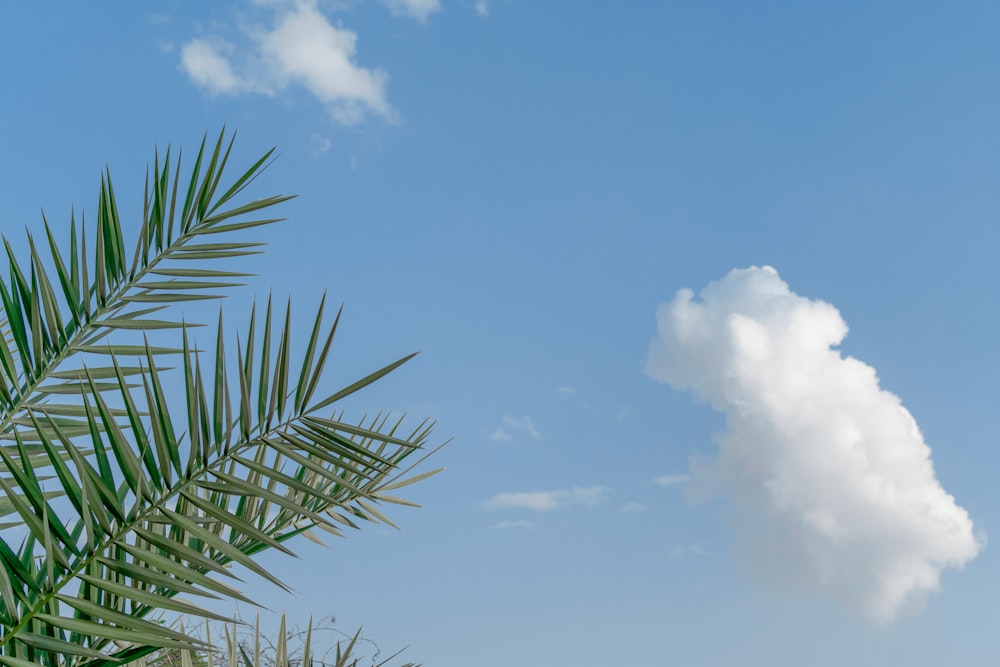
xmin=474 ymin=1 xmax=489 ymax=17
xmin=670 ymin=545 xmax=708 ymax=559
xmin=487 ymin=491 xmax=560 ymax=511
xmin=504 ymin=415 xmax=541 ymax=439
xmin=556 ymin=386 xmax=577 ymax=397
xmin=385 ymin=0 xmax=441 ymax=22
xmin=493 ymin=520 xmax=533 ymax=529
xmin=491 ymin=415 xmax=541 ymax=442
xmin=620 ymin=501 xmax=647 ymax=513
xmin=653 ymin=474 xmax=691 ymax=488
xmin=485 ymin=486 xmax=610 ymax=512
xmin=489 ymin=428 xmax=512 ymax=443
xmin=646 ymin=265 xmax=982 ymax=622
xmin=571 ymin=486 xmax=609 ymax=506
xmin=309 ymin=133 xmax=332 ymax=154
xmin=180 ymin=0 xmax=392 ymax=124
xmin=616 ymin=404 xmax=634 ymax=422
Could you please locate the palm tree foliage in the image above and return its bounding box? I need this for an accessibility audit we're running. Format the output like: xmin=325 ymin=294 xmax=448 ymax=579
xmin=136 ymin=613 xmax=419 ymax=667
xmin=0 ymin=131 xmax=440 ymax=667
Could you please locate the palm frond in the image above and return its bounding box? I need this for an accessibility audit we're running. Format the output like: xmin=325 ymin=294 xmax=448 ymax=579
xmin=0 ymin=129 xmax=292 ymax=448
xmin=125 ymin=614 xmax=420 ymax=667
xmin=0 ymin=133 xmax=442 ymax=667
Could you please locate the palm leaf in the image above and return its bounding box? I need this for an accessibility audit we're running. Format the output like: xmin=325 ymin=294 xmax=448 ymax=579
xmin=124 ymin=613 xmax=420 ymax=667
xmin=0 ymin=133 xmax=442 ymax=667
xmin=0 ymin=129 xmax=293 ymax=449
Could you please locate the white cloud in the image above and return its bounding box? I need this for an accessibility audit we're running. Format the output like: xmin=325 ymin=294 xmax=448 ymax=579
xmin=489 ymin=428 xmax=512 ymax=442
xmin=571 ymin=485 xmax=610 ymax=507
xmin=385 ymin=0 xmax=441 ymax=22
xmin=620 ymin=501 xmax=647 ymax=513
xmin=670 ymin=545 xmax=708 ymax=559
xmin=486 ymin=485 xmax=610 ymax=512
xmin=181 ymin=39 xmax=245 ymax=94
xmin=654 ymin=474 xmax=691 ymax=488
xmin=309 ymin=133 xmax=332 ymax=153
xmin=180 ymin=1 xmax=392 ymax=124
xmin=493 ymin=520 xmax=533 ymax=529
xmin=646 ymin=265 xmax=982 ymax=623
xmin=556 ymin=386 xmax=577 ymax=396
xmin=499 ymin=415 xmax=541 ymax=440
xmin=487 ymin=491 xmax=563 ymax=512
xmin=474 ymin=1 xmax=489 ymax=17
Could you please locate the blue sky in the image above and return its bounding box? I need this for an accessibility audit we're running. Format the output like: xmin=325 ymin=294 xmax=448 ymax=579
xmin=3 ymin=1 xmax=1000 ymax=664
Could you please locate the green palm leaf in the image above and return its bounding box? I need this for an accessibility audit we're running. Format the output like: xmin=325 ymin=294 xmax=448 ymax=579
xmin=0 ymin=130 xmax=291 ymax=445
xmin=0 ymin=133 xmax=442 ymax=667
xmin=124 ymin=614 xmax=420 ymax=667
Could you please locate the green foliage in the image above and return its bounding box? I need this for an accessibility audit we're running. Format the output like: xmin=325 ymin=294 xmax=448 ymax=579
xmin=134 ymin=614 xmax=419 ymax=667
xmin=0 ymin=131 xmax=440 ymax=667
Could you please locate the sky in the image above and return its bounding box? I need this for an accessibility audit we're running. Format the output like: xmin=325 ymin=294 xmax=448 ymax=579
xmin=2 ymin=1 xmax=1000 ymax=665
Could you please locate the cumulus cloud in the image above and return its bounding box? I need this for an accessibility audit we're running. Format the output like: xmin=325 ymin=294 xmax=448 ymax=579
xmin=180 ymin=1 xmax=392 ymax=124
xmin=181 ymin=40 xmax=245 ymax=93
xmin=645 ymin=265 xmax=982 ymax=622
xmin=486 ymin=486 xmax=610 ymax=512
xmin=384 ymin=0 xmax=441 ymax=22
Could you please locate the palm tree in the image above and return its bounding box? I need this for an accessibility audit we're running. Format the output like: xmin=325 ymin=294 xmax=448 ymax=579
xmin=0 ymin=131 xmax=441 ymax=667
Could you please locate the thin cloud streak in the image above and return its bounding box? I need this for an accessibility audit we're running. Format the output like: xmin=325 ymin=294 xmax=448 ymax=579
xmin=620 ymin=501 xmax=647 ymax=513
xmin=486 ymin=486 xmax=610 ymax=512
xmin=385 ymin=0 xmax=441 ymax=22
xmin=654 ymin=474 xmax=691 ymax=488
